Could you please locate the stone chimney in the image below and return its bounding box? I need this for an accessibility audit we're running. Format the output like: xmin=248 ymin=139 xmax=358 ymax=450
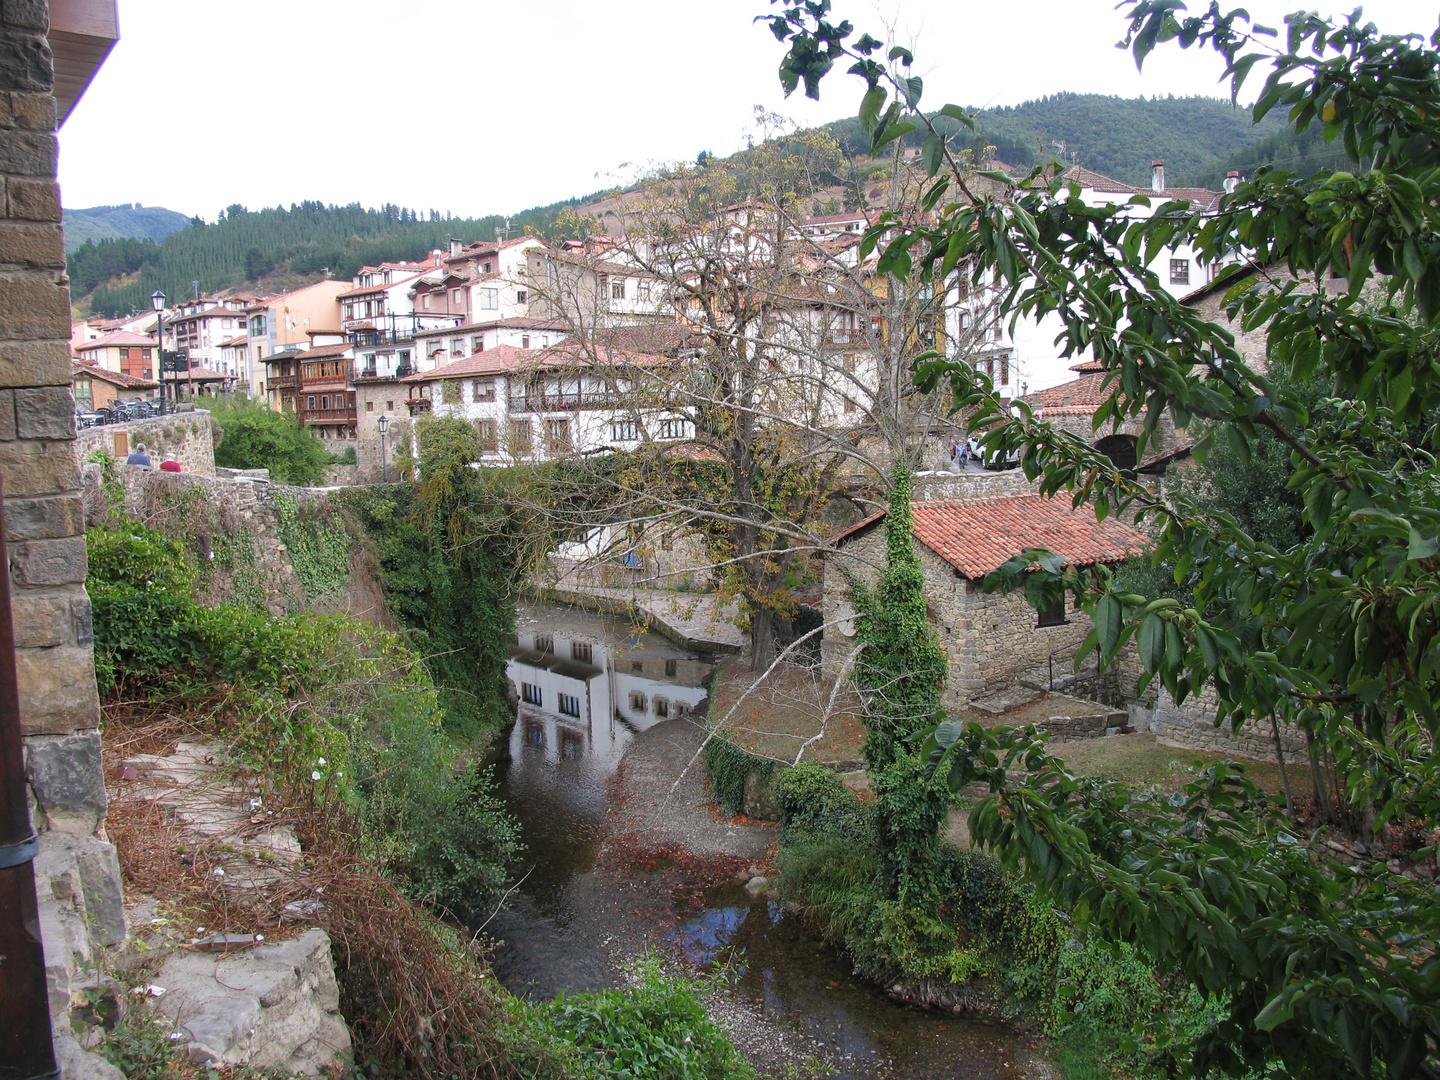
xmin=1223 ymin=171 xmax=1240 ymax=194
xmin=449 ymin=237 xmax=463 ymax=258
xmin=1151 ymin=159 xmax=1166 ymax=193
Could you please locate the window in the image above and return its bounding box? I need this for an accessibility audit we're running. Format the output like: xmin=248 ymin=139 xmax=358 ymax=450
xmin=992 ymin=323 xmax=1003 ymax=342
xmin=654 ymin=698 xmax=669 ymax=718
xmin=366 ymin=401 xmax=374 ymax=411
xmin=473 ymin=379 xmax=495 ymax=402
xmin=1037 ymin=599 xmax=1067 ymax=628
xmin=534 ymin=634 xmax=553 ymax=653
xmin=657 ymin=417 xmax=688 ymax=440
xmin=142 ymin=349 xmax=152 ymax=360
xmin=385 ymin=400 xmax=394 ymax=410
xmin=1170 ymin=258 xmax=1190 ymax=285
xmin=610 ymin=419 xmax=639 ymax=441
xmin=521 ymin=683 xmax=542 ymax=706
xmin=119 ymin=348 xmax=130 ymax=359
xmin=631 ymin=661 xmax=644 ymax=672
xmin=571 ymin=641 xmax=592 ymax=663
xmin=525 ymin=719 xmax=545 ymax=748
xmin=438 ymin=380 xmax=460 ymax=404
xmin=557 ymin=692 xmax=581 ymax=718
xmin=74 ymin=377 xmax=92 ymax=410
xmin=664 ymin=659 xmax=677 ymax=678
xmin=629 ymin=691 xmax=647 ymax=713
xmin=478 ymin=288 xmax=498 ymax=309
xmin=475 ymin=418 xmax=498 ymax=451
xmin=472 ymin=336 xmax=484 ymax=352
xmin=637 ymin=280 xmax=651 ymax=301
xmin=611 ymin=281 xmax=626 ymax=300
xmin=452 ymin=288 xmax=464 ymax=304
xmin=515 ymin=289 xmax=527 ymax=304
xmin=544 ymin=418 xmax=571 ymax=452
xmin=483 ymin=261 xmax=492 ymax=273
xmin=422 ymin=294 xmax=431 ymax=309
xmin=307 ymin=395 xmax=316 ymax=410
xmin=320 ymin=395 xmax=329 ymax=410
xmin=521 ymin=335 xmax=530 ymax=349
xmin=510 ymin=418 xmax=533 ymax=451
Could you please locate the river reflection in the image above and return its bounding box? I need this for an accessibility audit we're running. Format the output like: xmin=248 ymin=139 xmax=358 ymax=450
xmin=482 ymin=604 xmax=714 ymax=995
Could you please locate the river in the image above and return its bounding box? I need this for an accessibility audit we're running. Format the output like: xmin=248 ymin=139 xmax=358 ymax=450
xmin=482 ymin=602 xmax=1038 ymax=1079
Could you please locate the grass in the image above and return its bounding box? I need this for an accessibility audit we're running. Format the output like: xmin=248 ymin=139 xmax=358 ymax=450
xmin=707 ymin=658 xmax=867 ymax=765
xmin=1051 ymin=732 xmax=1311 ymax=796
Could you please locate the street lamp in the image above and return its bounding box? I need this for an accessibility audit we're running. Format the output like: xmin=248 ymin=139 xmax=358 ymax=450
xmin=151 ymin=290 xmax=167 ymax=415
xmin=377 ymin=413 xmax=390 ymax=483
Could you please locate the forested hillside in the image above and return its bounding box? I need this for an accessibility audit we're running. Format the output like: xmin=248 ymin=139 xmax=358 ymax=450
xmin=62 ymin=203 xmax=191 ymax=252
xmin=81 ymin=195 xmax=605 ymax=316
xmin=823 ymin=93 xmax=1283 ymax=187
xmin=71 ymin=93 xmax=1287 ymax=316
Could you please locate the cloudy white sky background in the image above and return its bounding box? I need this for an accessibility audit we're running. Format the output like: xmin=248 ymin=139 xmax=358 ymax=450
xmin=58 ymin=0 xmax=1439 ymax=220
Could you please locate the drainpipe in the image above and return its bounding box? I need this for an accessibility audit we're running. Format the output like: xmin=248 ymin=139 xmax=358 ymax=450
xmin=0 ymin=474 xmax=59 ymax=1079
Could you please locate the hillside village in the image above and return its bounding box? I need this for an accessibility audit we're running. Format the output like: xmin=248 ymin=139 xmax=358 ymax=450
xmin=69 ymin=158 xmax=1239 ymax=479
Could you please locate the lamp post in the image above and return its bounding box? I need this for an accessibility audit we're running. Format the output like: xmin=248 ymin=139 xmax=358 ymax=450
xmin=151 ymin=290 xmax=167 ymax=415
xmin=377 ymin=413 xmax=389 ymax=483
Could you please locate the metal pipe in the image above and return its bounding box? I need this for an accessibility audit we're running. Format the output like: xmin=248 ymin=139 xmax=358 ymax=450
xmin=0 ymin=473 xmax=60 ymax=1078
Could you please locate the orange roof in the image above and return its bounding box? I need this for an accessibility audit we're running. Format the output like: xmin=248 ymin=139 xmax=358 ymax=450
xmin=76 ymin=331 xmax=158 ymax=350
xmin=1024 ymin=371 xmax=1111 ymax=412
xmin=838 ymin=494 xmax=1147 ymax=579
xmin=402 ymin=343 xmax=668 ymax=383
xmin=71 ymin=363 xmax=159 ymax=390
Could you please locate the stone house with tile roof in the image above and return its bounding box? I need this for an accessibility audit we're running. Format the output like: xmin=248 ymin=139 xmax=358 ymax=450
xmin=822 ymin=492 xmax=1148 ymax=712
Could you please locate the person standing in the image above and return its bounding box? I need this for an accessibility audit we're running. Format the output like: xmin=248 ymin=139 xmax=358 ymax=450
xmin=159 ymin=452 xmax=181 ymax=473
xmin=125 ymin=442 xmax=151 ymax=467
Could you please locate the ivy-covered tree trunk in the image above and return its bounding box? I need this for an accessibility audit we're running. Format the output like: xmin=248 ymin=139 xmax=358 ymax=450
xmin=854 ymin=469 xmax=950 ymax=903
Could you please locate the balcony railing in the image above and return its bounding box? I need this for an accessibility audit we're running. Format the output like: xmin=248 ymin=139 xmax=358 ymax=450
xmin=510 ymin=392 xmax=619 ymax=413
xmin=301 ymin=408 xmax=357 ymax=425
xmin=348 ymin=365 xmax=410 ymax=386
xmin=268 ymin=373 xmax=298 ymax=388
xmin=350 ymin=327 xmax=415 ymax=347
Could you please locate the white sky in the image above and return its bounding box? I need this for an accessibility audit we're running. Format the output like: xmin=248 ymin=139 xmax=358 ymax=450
xmin=58 ymin=0 xmax=1439 ymax=220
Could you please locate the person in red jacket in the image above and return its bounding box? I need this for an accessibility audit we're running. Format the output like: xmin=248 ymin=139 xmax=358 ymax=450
xmin=159 ymin=452 xmax=181 ymax=473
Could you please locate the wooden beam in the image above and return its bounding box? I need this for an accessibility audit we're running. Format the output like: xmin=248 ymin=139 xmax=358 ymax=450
xmin=46 ymin=0 xmax=119 ymax=126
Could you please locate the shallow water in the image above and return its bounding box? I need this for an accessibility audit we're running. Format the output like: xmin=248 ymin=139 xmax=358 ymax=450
xmin=484 ymin=602 xmax=1026 ymax=1078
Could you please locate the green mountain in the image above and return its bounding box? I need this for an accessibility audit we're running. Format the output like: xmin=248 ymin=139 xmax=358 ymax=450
xmin=825 ymin=93 xmax=1285 ymax=188
xmin=78 ymin=196 xmax=603 ymax=317
xmin=62 ymin=203 xmax=192 ymax=252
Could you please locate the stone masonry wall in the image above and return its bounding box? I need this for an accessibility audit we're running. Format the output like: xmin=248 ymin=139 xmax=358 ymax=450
xmin=0 ymin=5 xmax=128 ymax=1075
xmin=823 ymin=526 xmax=1097 ymax=711
xmin=76 ymin=409 xmax=218 ymax=476
xmin=1134 ymin=684 xmax=1310 ymax=764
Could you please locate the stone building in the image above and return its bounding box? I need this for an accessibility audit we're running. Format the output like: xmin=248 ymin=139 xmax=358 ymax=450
xmin=823 ymin=492 xmax=1147 ymax=712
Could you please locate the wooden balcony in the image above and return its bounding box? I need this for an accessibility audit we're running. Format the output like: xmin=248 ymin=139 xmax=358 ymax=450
xmin=301 ymin=408 xmax=357 ymax=426
xmin=510 ymin=392 xmax=618 ymax=413
xmin=268 ymin=373 xmax=298 ymax=389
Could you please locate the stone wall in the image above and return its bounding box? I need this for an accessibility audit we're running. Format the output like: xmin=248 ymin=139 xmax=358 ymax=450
xmin=1134 ymin=684 xmax=1310 ymax=764
xmin=822 ymin=525 xmax=1100 ymax=712
xmin=76 ymin=409 xmax=218 ymax=476
xmin=0 ymin=3 xmax=124 ymax=1074
xmin=911 ymin=468 xmax=1037 ymax=502
xmin=89 ymin=465 xmax=393 ymax=626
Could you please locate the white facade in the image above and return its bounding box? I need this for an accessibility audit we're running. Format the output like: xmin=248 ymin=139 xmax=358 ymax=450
xmin=406 ymin=345 xmax=694 ymax=464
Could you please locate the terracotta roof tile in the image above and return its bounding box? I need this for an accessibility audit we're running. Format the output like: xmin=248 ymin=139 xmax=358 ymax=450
xmin=1024 ymin=372 xmax=1111 ymax=411
xmin=71 ymin=363 xmax=159 ymax=389
xmin=76 ymin=331 xmax=158 ymax=350
xmin=837 ymin=494 xmax=1147 ymax=579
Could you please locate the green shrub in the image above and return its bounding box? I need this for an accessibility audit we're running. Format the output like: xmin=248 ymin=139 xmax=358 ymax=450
xmin=208 ymin=395 xmax=329 ymax=485
xmin=772 ymin=761 xmax=864 ymax=833
xmin=540 ymin=956 xmax=752 ymax=1080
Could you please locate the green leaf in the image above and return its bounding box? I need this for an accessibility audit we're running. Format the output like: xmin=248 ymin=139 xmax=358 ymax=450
xmin=1139 ymin=612 xmax=1165 ymax=672
xmin=859 ymin=85 xmax=886 ymax=134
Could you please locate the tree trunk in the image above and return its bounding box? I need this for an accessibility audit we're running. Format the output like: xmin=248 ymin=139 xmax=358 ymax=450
xmin=1306 ymin=727 xmax=1334 ymax=822
xmin=1270 ymin=712 xmax=1295 ymax=816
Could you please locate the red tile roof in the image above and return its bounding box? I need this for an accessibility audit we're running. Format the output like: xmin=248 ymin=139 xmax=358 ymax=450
xmin=1024 ymin=372 xmax=1111 ymax=412
xmin=838 ymin=494 xmax=1147 ymax=579
xmin=72 ymin=363 xmax=159 ymax=390
xmin=402 ymin=343 xmax=669 ymax=383
xmin=76 ymin=331 xmax=158 ymax=350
